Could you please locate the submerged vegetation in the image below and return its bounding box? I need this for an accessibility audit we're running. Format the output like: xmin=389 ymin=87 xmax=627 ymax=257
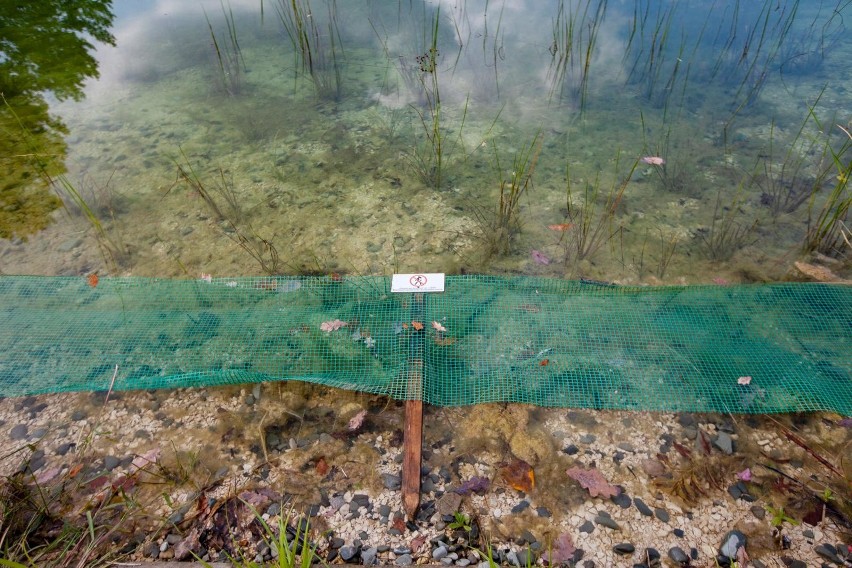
xmin=1 ymin=0 xmax=850 ymax=283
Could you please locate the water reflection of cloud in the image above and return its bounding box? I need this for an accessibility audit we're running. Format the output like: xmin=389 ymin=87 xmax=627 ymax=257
xmin=73 ymin=0 xmax=260 ymax=106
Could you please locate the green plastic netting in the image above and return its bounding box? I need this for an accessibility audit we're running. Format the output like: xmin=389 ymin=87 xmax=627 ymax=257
xmin=0 ymin=275 xmax=849 ymax=414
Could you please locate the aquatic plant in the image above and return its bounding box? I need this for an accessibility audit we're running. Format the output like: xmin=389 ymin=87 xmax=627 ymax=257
xmin=204 ymin=2 xmax=246 ymax=97
xmin=804 ymin=122 xmax=852 ymax=258
xmin=547 ymin=0 xmax=607 ymax=111
xmin=699 ymin=188 xmax=758 ymax=262
xmin=562 ymin=153 xmax=639 ymax=264
xmin=405 ymin=9 xmax=450 ymax=190
xmin=276 ymin=0 xmax=344 ymax=101
xmin=472 ymin=131 xmax=542 ymax=257
xmin=172 ymin=151 xmax=286 ymax=275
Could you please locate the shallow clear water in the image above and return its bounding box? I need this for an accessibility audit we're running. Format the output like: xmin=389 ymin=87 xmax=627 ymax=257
xmin=1 ymin=0 xmax=850 ymax=282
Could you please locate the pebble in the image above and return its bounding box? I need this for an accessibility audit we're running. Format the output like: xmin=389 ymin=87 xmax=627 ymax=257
xmin=719 ymin=529 xmax=747 ymax=559
xmin=654 ymin=508 xmax=670 ymax=523
xmin=339 ymin=546 xmax=359 ymax=561
xmin=55 ymin=442 xmax=75 ymax=456
xmin=511 ymin=501 xmax=530 ymax=514
xmin=814 ymin=543 xmax=843 ymax=564
xmin=634 ymin=497 xmax=653 ymax=516
xmin=714 ymin=431 xmax=734 ymax=454
xmin=536 ymin=506 xmax=552 ymax=517
xmin=611 ymin=491 xmax=632 ymax=508
xmin=668 ymin=546 xmax=689 ymax=566
xmin=780 ymin=557 xmax=806 ymax=568
xmin=394 ymin=554 xmax=413 ymax=566
xmin=381 ymin=473 xmax=401 ymax=490
xmin=362 ymin=547 xmax=378 ymax=566
xmin=613 ymin=543 xmax=635 ymax=554
xmin=9 ymin=424 xmax=28 ymax=440
xmin=593 ymin=515 xmax=620 ymax=530
xmin=103 ymin=455 xmax=121 ymax=471
xmin=433 ymin=546 xmax=449 ymax=560
xmin=579 ymin=520 xmax=595 ymax=533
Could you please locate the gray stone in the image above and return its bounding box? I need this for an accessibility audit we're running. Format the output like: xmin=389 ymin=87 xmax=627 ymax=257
xmin=143 ymin=542 xmax=160 ymax=559
xmin=579 ymin=520 xmax=595 ymax=533
xmin=668 ymin=546 xmax=689 ymax=566
xmin=613 ymin=543 xmax=635 ymax=554
xmin=395 ymin=554 xmax=413 ymax=566
xmin=437 ymin=492 xmax=463 ymax=515
xmin=456 ymin=560 xmax=471 ymax=567
xmin=617 ymin=442 xmax=635 ymax=452
xmin=719 ymin=530 xmax=747 ymax=559
xmin=329 ymin=495 xmax=346 ymax=512
xmin=579 ymin=433 xmax=596 ymax=444
xmin=362 ymin=546 xmax=378 ymax=566
xmin=433 ymin=546 xmax=449 ymax=560
xmin=71 ymin=409 xmax=87 ymax=421
xmin=780 ymin=558 xmax=806 ymax=568
xmin=511 ymin=500 xmax=530 ymax=514
xmin=594 ymin=515 xmax=620 ymax=530
xmin=9 ymin=424 xmax=28 ymax=440
xmin=382 ymin=473 xmax=401 ymax=490
xmin=634 ymin=497 xmax=653 ymax=516
xmin=814 ymin=544 xmax=843 ymax=565
xmin=103 ymin=455 xmax=121 ymax=471
xmin=339 ymin=546 xmax=359 ymax=562
xmin=611 ymin=492 xmax=632 ymax=508
xmin=55 ymin=442 xmax=75 ymax=456
xmin=714 ymin=431 xmax=734 ymax=454
xmin=654 ymin=508 xmax=670 ymax=523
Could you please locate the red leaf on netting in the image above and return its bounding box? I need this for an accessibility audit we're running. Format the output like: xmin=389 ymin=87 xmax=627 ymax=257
xmin=539 ymin=359 xmax=549 ymax=367
xmin=541 ymin=532 xmax=576 ymax=565
xmin=501 ymin=459 xmax=535 ymax=493
xmin=411 ymin=321 xmax=424 ymax=331
xmin=87 ymin=273 xmax=99 ymax=288
xmin=566 ymin=466 xmax=620 ymax=498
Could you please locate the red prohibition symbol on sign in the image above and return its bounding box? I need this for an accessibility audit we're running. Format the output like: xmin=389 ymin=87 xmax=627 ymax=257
xmin=409 ymin=274 xmax=428 ymax=288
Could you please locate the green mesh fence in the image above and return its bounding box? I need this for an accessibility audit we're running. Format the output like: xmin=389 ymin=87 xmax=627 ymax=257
xmin=0 ymin=275 xmax=849 ymax=414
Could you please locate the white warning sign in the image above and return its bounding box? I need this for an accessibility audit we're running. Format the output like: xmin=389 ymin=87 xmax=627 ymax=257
xmin=391 ymin=273 xmax=445 ymax=293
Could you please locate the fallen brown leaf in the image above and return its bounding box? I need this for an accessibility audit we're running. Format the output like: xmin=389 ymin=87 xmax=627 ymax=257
xmin=501 ymin=459 xmax=535 ymax=493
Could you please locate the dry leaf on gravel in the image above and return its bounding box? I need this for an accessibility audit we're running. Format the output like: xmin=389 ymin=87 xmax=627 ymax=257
xmin=501 ymin=459 xmax=535 ymax=492
xmin=566 ymin=466 xmax=620 ymax=498
xmin=541 ymin=532 xmax=576 ymax=565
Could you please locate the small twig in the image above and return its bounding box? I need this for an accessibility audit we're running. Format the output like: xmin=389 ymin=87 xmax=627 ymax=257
xmin=103 ymin=364 xmax=119 ymax=406
xmin=778 ymin=425 xmax=843 ymax=478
